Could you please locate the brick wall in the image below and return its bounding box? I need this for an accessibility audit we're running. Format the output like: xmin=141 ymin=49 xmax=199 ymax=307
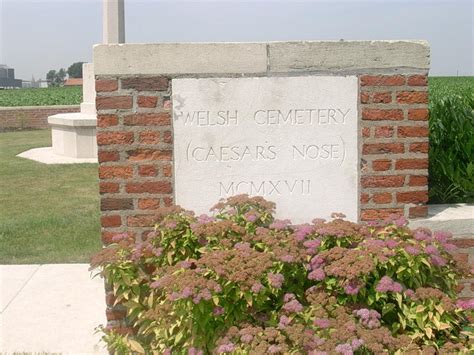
xmin=93 ymin=40 xmax=434 ymax=331
xmin=359 ymin=74 xmax=429 ymax=221
xmin=95 ymin=74 xmax=432 ymax=330
xmin=453 ymin=237 xmax=474 ymax=300
xmin=0 ymin=105 xmax=80 ymax=131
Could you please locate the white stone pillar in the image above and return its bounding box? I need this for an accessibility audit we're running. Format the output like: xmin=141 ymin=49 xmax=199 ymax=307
xmin=103 ymin=0 xmax=125 ymax=44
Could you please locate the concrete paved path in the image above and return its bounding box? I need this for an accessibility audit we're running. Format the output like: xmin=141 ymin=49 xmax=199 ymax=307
xmin=0 ymin=264 xmax=107 ymax=354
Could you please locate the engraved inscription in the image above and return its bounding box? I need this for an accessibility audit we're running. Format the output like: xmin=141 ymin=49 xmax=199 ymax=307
xmin=172 ymin=76 xmax=359 ymax=223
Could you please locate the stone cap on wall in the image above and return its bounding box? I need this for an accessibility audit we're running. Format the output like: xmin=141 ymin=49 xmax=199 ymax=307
xmin=93 ymin=40 xmax=430 ymax=76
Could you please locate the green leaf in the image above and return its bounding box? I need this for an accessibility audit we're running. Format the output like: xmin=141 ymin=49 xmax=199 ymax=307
xmin=128 ymin=339 xmax=145 ymax=353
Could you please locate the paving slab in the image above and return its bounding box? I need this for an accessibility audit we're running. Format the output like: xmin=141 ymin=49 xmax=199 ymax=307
xmin=0 ymin=264 xmax=107 ymax=354
xmin=0 ymin=265 xmax=40 ymax=313
xmin=17 ymin=147 xmax=98 ymax=165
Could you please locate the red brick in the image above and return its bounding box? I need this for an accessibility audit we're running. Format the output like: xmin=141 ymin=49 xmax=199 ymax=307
xmin=360 ymin=193 xmax=370 ymax=204
xmin=121 ymin=77 xmax=169 ymax=91
xmin=163 ymin=197 xmax=173 ymax=207
xmin=408 ymin=108 xmax=429 ymax=121
xmin=361 ymin=208 xmax=404 ymax=221
xmin=127 ymin=149 xmax=172 ymax=161
xmin=127 ymin=215 xmax=157 ymax=227
xmin=360 ymin=92 xmax=369 ymax=104
xmin=409 ymin=142 xmax=429 ymax=153
xmin=124 ymin=113 xmax=171 ymax=126
xmin=105 ymin=292 xmax=117 ymax=306
xmin=126 ymin=181 xmax=172 ymax=194
xmin=409 ymin=206 xmax=428 ymax=218
xmin=162 ymin=163 xmax=173 ymax=177
xmin=360 ymin=75 xmax=405 ymax=86
xmin=396 ymin=191 xmax=428 ymax=203
xmin=101 ymin=215 xmax=122 ymax=228
xmin=101 ymin=231 xmax=134 ymax=245
xmin=374 ymin=126 xmax=394 ymax=138
xmin=99 ymin=182 xmax=120 ymax=194
xmin=96 ymin=96 xmax=132 ymax=110
xmin=106 ymin=308 xmax=127 ymax=321
xmin=97 ymin=131 xmax=134 ymax=145
xmin=396 ymin=91 xmax=428 ymax=104
xmin=363 ymin=143 xmax=404 ymax=154
xmin=138 ymin=165 xmax=157 ymax=177
xmin=372 ymin=92 xmax=392 ymax=103
xmin=98 ymin=151 xmax=120 ymax=163
xmin=395 ymin=158 xmax=428 ymax=170
xmin=101 ymin=198 xmax=133 ymax=210
xmin=163 ymin=131 xmax=173 ymax=144
xmin=398 ymin=126 xmax=429 ymax=138
xmin=97 ymin=114 xmax=119 ymax=128
xmin=137 ymin=96 xmax=158 ymax=108
xmin=138 ymin=198 xmax=161 ymax=210
xmin=408 ymin=175 xmax=428 ymax=186
xmin=373 ymin=192 xmax=392 ymax=204
xmin=361 ymin=175 xmax=405 ymax=188
xmin=99 ymin=166 xmax=133 ymax=179
xmin=454 ymin=253 xmax=469 ymax=264
xmin=362 ymin=127 xmax=371 ymax=137
xmin=372 ymin=159 xmax=392 ymax=171
xmin=451 ymin=239 xmax=474 ymax=248
xmin=362 ymin=109 xmax=403 ymax=121
xmin=407 ymin=75 xmax=428 ymax=86
xmin=139 ymin=131 xmax=160 ymax=144
xmin=95 ymin=79 xmax=118 ymax=92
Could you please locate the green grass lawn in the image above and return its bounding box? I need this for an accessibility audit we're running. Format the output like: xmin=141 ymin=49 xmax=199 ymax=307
xmin=0 ymin=130 xmax=101 ymax=264
xmin=0 ymin=86 xmax=82 ymax=106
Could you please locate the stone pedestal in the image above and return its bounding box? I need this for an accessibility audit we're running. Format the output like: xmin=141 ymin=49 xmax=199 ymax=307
xmin=49 ymin=113 xmax=97 ymax=158
xmin=47 ymin=63 xmax=98 ymax=160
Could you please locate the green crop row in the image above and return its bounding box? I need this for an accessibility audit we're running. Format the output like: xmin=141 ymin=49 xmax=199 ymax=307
xmin=0 ymin=86 xmax=82 ymax=107
xmin=428 ymin=77 xmax=474 ymax=203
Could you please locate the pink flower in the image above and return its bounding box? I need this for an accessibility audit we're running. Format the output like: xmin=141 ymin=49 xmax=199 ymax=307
xmin=425 ymin=245 xmax=439 ymax=255
xmin=217 ymin=343 xmax=235 ymax=353
xmin=213 ymin=306 xmax=224 ymax=316
xmin=308 ymin=268 xmax=325 ymax=281
xmin=344 ymin=280 xmax=361 ymax=295
xmin=434 ymin=230 xmax=452 ymax=243
xmin=314 ymin=318 xmax=331 ymax=329
xmin=280 ymin=254 xmax=295 ymax=263
xmin=405 ymin=289 xmax=415 ymax=298
xmin=294 ymin=224 xmax=314 ymax=241
xmin=268 ymin=345 xmax=282 ymax=353
xmin=385 ymin=239 xmax=398 ymax=248
xmin=244 ymin=212 xmax=258 ymax=222
xmin=270 ymin=219 xmax=291 ymax=230
xmin=283 ymin=299 xmax=303 ymax=313
xmin=283 ymin=293 xmax=296 ymax=302
xmin=251 ymin=282 xmax=264 ymax=293
xmin=188 ymin=347 xmax=203 ymax=355
xmin=405 ymin=246 xmax=420 ymax=255
xmin=111 ymin=233 xmax=129 ymax=242
xmin=240 ymin=334 xmax=253 ymax=343
xmin=375 ymin=276 xmax=403 ymax=293
xmin=165 ymin=221 xmax=177 ymax=229
xmin=335 ymin=343 xmax=353 ymax=355
xmin=456 ymin=299 xmax=474 ymax=310
xmin=430 ymin=255 xmax=446 ymax=266
xmin=268 ymin=273 xmax=284 ymax=288
xmin=278 ymin=315 xmax=291 ymax=329
xmin=414 ymin=228 xmax=431 ymax=241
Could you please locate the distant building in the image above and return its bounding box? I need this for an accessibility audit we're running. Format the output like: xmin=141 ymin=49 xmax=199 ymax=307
xmin=0 ymin=64 xmax=22 ymax=88
xmin=64 ymin=78 xmax=83 ymax=87
xmin=22 ymin=76 xmax=49 ymax=88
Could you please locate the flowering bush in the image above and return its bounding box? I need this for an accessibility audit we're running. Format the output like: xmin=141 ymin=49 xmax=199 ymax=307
xmin=91 ymin=195 xmax=473 ymax=354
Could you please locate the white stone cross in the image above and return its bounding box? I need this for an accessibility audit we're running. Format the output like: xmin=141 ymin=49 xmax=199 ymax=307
xmin=103 ymin=0 xmax=125 ymax=44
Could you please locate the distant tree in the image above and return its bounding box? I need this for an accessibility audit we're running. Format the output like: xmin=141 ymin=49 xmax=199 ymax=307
xmin=46 ymin=68 xmax=67 ymax=87
xmin=67 ymin=61 xmax=85 ymax=78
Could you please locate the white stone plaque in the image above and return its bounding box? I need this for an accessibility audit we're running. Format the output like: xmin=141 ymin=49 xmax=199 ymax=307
xmin=172 ymin=76 xmax=358 ymax=223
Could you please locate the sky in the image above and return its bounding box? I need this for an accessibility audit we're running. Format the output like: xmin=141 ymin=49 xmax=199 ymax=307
xmin=0 ymin=0 xmax=472 ymax=81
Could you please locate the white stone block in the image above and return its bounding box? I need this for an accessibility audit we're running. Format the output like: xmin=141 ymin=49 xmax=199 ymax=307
xmin=172 ymin=76 xmax=359 ymax=223
xmin=80 ymin=63 xmax=96 ymax=115
xmin=48 ymin=113 xmax=97 ymax=159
